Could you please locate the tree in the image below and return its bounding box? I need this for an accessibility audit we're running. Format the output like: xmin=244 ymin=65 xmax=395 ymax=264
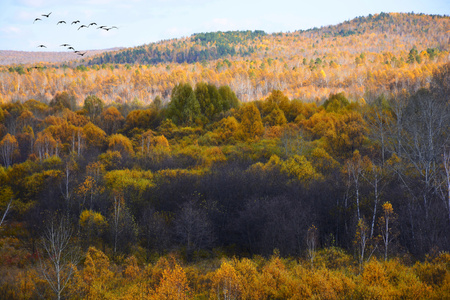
xmin=306 ymin=225 xmax=319 ymax=267
xmin=218 ymin=85 xmax=239 ymax=111
xmin=167 ymin=83 xmax=201 ymax=126
xmin=99 ymin=106 xmax=124 ymax=135
xmin=211 ymin=261 xmax=242 ymax=300
xmin=50 ymin=91 xmax=77 ymax=111
xmin=0 ymin=196 xmax=12 ymax=228
xmin=34 ymin=131 xmax=58 ymax=160
xmin=354 ymin=218 xmax=375 ymax=272
xmin=108 ymin=134 xmax=134 ymax=157
xmin=154 ymin=260 xmax=190 ymax=300
xmin=83 ymin=95 xmax=104 ymax=121
xmin=239 ymin=103 xmax=264 ymax=139
xmin=39 ymin=217 xmax=81 ymax=300
xmin=0 ymin=133 xmax=18 ymax=167
xmin=378 ymin=202 xmax=398 ymax=261
xmin=344 ymin=150 xmax=364 ymax=221
xmin=174 ymin=200 xmax=214 ymax=259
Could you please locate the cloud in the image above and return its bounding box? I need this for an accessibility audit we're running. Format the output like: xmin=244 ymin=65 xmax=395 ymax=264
xmin=0 ymin=26 xmax=22 ymax=34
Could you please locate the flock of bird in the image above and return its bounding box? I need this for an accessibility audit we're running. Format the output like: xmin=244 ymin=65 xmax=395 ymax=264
xmin=33 ymin=12 xmax=118 ymax=56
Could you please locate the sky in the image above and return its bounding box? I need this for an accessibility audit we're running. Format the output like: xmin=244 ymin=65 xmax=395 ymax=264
xmin=0 ymin=0 xmax=449 ymax=52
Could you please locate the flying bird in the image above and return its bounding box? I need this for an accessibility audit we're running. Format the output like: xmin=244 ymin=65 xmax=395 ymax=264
xmin=60 ymin=44 xmax=70 ymax=47
xmin=42 ymin=12 xmax=52 ymax=18
xmin=97 ymin=25 xmax=107 ymax=29
xmin=33 ymin=18 xmax=41 ymax=23
xmin=77 ymin=52 xmax=87 ymax=56
xmin=57 ymin=21 xmax=66 ymax=25
xmin=78 ymin=25 xmax=88 ymax=30
xmin=88 ymin=22 xmax=97 ymax=27
xmin=68 ymin=47 xmax=75 ymax=50
xmin=71 ymin=20 xmax=80 ymax=25
xmin=111 ymin=26 xmax=118 ymax=29
xmin=37 ymin=45 xmax=46 ymax=48
xmin=103 ymin=27 xmax=112 ymax=31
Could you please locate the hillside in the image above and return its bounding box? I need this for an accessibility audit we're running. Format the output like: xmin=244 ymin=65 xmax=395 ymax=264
xmin=0 ymin=12 xmax=449 ymax=105
xmin=0 ymin=12 xmax=450 ymax=299
xmin=88 ymin=13 xmax=449 ymax=66
xmin=0 ymin=48 xmax=121 ymax=66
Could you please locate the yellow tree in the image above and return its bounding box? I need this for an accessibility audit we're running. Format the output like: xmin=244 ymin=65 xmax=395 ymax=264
xmin=80 ymin=247 xmax=114 ymax=299
xmin=34 ymin=131 xmax=57 ymax=160
xmin=378 ymin=202 xmax=398 ymax=261
xmin=0 ymin=133 xmax=18 ymax=167
xmin=239 ymin=103 xmax=264 ymax=140
xmin=154 ymin=261 xmax=190 ymax=300
xmin=211 ymin=260 xmax=242 ymax=300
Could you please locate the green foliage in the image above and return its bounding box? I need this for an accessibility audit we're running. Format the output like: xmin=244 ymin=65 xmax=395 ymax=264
xmin=323 ymin=92 xmax=350 ymax=112
xmin=83 ymin=95 xmax=104 ymax=120
xmin=167 ymin=83 xmax=201 ymax=126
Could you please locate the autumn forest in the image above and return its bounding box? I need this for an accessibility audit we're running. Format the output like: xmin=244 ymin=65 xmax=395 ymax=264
xmin=0 ymin=12 xmax=449 ymax=299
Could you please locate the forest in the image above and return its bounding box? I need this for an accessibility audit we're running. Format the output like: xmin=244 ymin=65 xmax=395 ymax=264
xmin=0 ymin=12 xmax=449 ymax=299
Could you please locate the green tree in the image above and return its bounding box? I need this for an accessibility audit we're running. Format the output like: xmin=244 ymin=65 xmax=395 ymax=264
xmin=83 ymin=95 xmax=104 ymax=121
xmin=167 ymin=83 xmax=201 ymax=126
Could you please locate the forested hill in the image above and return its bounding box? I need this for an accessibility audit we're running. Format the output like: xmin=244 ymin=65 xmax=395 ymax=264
xmin=88 ymin=30 xmax=266 ymax=65
xmin=1 ymin=12 xmax=449 ymax=105
xmin=86 ymin=12 xmax=449 ymax=65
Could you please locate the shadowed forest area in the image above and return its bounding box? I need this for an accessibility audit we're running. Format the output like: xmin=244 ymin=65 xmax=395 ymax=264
xmin=0 ymin=12 xmax=449 ymax=299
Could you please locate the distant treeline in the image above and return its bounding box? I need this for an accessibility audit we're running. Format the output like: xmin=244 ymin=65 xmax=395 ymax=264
xmin=88 ymin=30 xmax=265 ymax=65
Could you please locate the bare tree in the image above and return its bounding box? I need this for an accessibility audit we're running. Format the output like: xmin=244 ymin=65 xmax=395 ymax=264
xmin=174 ymin=200 xmax=214 ymax=259
xmin=0 ymin=197 xmax=12 ymax=228
xmin=39 ymin=217 xmax=81 ymax=300
xmin=306 ymin=225 xmax=319 ymax=267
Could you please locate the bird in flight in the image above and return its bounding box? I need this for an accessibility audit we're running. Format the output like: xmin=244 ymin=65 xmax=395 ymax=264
xmin=97 ymin=25 xmax=107 ymax=29
xmin=37 ymin=45 xmax=47 ymax=48
xmin=57 ymin=21 xmax=66 ymax=25
xmin=33 ymin=18 xmax=41 ymax=23
xmin=42 ymin=12 xmax=52 ymax=18
xmin=68 ymin=47 xmax=75 ymax=50
xmin=71 ymin=20 xmax=80 ymax=25
xmin=78 ymin=25 xmax=88 ymax=30
xmin=77 ymin=52 xmax=87 ymax=56
xmin=60 ymin=44 xmax=70 ymax=47
xmin=88 ymin=22 xmax=97 ymax=27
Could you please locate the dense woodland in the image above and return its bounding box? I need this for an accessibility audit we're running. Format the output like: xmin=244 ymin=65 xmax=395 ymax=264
xmin=0 ymin=12 xmax=449 ymax=299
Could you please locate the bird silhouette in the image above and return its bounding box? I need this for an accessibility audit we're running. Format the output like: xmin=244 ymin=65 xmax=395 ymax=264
xmin=42 ymin=12 xmax=52 ymax=18
xmin=103 ymin=27 xmax=112 ymax=31
xmin=33 ymin=18 xmax=41 ymax=23
xmin=78 ymin=25 xmax=88 ymax=30
xmin=97 ymin=25 xmax=107 ymax=29
xmin=77 ymin=52 xmax=87 ymax=56
xmin=68 ymin=47 xmax=75 ymax=50
xmin=71 ymin=20 xmax=80 ymax=25
xmin=60 ymin=44 xmax=70 ymax=47
xmin=57 ymin=21 xmax=66 ymax=25
xmin=111 ymin=26 xmax=118 ymax=29
xmin=37 ymin=45 xmax=46 ymax=48
xmin=88 ymin=22 xmax=97 ymax=27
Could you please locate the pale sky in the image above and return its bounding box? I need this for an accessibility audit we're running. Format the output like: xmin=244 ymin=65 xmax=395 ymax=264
xmin=0 ymin=0 xmax=449 ymax=52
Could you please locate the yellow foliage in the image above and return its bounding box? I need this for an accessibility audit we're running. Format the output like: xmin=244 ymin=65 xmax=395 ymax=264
xmin=281 ymin=155 xmax=323 ymax=184
xmin=211 ymin=260 xmax=242 ymax=300
xmin=154 ymin=262 xmax=190 ymax=300
xmin=81 ymin=247 xmax=115 ymax=299
xmin=79 ymin=210 xmax=108 ymax=230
